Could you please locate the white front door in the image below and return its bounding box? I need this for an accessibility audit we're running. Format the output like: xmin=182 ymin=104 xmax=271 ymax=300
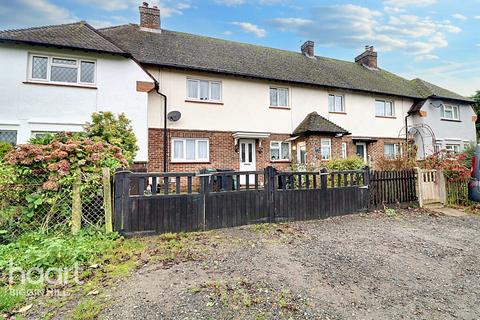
xmin=356 ymin=142 xmax=367 ymax=162
xmin=239 ymin=139 xmax=256 ymax=185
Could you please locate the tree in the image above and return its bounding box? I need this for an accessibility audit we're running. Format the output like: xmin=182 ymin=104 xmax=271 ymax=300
xmin=472 ymin=90 xmax=480 ymax=138
xmin=84 ymin=112 xmax=138 ymax=164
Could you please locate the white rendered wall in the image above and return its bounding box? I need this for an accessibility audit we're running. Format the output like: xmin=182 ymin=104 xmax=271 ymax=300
xmin=0 ymin=44 xmax=152 ymax=161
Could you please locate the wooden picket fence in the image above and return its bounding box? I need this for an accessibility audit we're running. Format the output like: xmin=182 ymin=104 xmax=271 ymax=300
xmin=369 ymin=169 xmax=418 ymax=208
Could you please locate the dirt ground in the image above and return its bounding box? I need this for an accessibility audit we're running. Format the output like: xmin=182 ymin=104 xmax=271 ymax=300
xmin=101 ymin=209 xmax=480 ymax=320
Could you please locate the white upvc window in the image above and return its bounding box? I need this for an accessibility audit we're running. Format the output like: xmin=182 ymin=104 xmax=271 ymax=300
xmin=321 ymin=138 xmax=331 ymax=160
xmin=329 ymin=94 xmax=344 ymax=113
xmin=171 ymin=138 xmax=209 ymax=162
xmin=186 ymin=78 xmax=222 ymax=102
xmin=445 ymin=144 xmax=461 ymax=153
xmin=297 ymin=142 xmax=307 ymax=164
xmin=442 ymin=105 xmax=460 ymax=120
xmin=0 ymin=130 xmax=17 ymax=145
xmin=341 ymin=142 xmax=347 ymax=159
xmin=384 ymin=143 xmax=401 ymax=159
xmin=29 ymin=54 xmax=96 ymax=85
xmin=375 ymin=99 xmax=395 ymax=117
xmin=270 ymin=87 xmax=289 ymax=108
xmin=270 ymin=141 xmax=291 ymax=161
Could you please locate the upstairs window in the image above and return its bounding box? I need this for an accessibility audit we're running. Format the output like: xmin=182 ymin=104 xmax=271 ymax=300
xmin=442 ymin=105 xmax=459 ymax=120
xmin=329 ymin=94 xmax=344 ymax=113
xmin=29 ymin=54 xmax=96 ymax=85
xmin=270 ymin=87 xmax=289 ymax=108
xmin=375 ymin=99 xmax=394 ymax=117
xmin=270 ymin=141 xmax=290 ymax=161
xmin=172 ymin=138 xmax=209 ymax=162
xmin=187 ymin=79 xmax=222 ymax=102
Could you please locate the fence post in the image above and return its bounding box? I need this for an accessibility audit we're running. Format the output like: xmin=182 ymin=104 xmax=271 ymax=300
xmin=437 ymin=169 xmax=447 ymax=205
xmin=320 ymin=168 xmax=328 ymax=189
xmin=363 ymin=166 xmax=371 ymax=210
xmin=199 ymin=174 xmax=210 ymax=231
xmin=415 ymin=167 xmax=423 ymax=208
xmin=71 ymin=168 xmax=82 ymax=235
xmin=113 ymin=170 xmax=131 ymax=232
xmin=265 ymin=166 xmax=277 ymax=223
xmin=102 ymin=167 xmax=113 ymax=233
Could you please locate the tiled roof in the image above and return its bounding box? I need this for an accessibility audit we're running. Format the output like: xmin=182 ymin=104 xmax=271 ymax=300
xmin=0 ymin=22 xmax=126 ymax=55
xmin=293 ymin=112 xmax=350 ymax=136
xmin=411 ymin=78 xmax=473 ymax=103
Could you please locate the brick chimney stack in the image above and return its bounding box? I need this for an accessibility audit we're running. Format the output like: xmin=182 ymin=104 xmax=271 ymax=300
xmin=139 ymin=2 xmax=160 ymax=30
xmin=355 ymin=45 xmax=377 ymax=69
xmin=301 ymin=40 xmax=315 ymax=58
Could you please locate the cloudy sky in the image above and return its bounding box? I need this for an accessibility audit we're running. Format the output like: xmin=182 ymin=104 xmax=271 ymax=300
xmin=1 ymin=0 xmax=479 ymax=96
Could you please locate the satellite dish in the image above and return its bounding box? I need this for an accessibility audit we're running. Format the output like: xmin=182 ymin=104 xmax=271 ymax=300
xmin=167 ymin=111 xmax=181 ymax=122
xmin=430 ymin=100 xmax=444 ymax=109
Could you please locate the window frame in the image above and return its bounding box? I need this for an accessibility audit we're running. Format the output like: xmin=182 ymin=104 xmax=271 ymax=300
xmin=328 ymin=94 xmax=345 ymax=113
xmin=269 ymin=87 xmax=290 ymax=108
xmin=341 ymin=142 xmax=347 ymax=159
xmin=171 ymin=138 xmax=210 ymax=163
xmin=28 ymin=53 xmax=96 ymax=86
xmin=445 ymin=144 xmax=461 ymax=153
xmin=320 ymin=138 xmax=331 ymax=161
xmin=270 ymin=141 xmax=291 ymax=161
xmin=375 ymin=99 xmax=395 ymax=117
xmin=442 ymin=105 xmax=460 ymax=121
xmin=384 ymin=143 xmax=402 ymax=159
xmin=0 ymin=129 xmax=18 ymax=146
xmin=186 ymin=78 xmax=222 ymax=102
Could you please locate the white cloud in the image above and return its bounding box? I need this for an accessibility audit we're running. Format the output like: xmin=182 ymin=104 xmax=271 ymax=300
xmin=177 ymin=3 xmax=191 ymax=10
xmin=452 ymin=13 xmax=467 ymax=21
xmin=270 ymin=18 xmax=313 ymax=31
xmin=232 ymin=22 xmax=266 ymax=37
xmin=223 ymin=30 xmax=232 ymax=35
xmin=477 ymin=44 xmax=480 ymax=47
xmin=415 ymin=54 xmax=439 ymax=61
xmin=0 ymin=0 xmax=76 ymax=29
xmin=216 ymin=0 xmax=246 ymax=6
xmin=383 ymin=0 xmax=436 ymax=8
xmin=271 ymin=4 xmax=461 ymax=58
xmin=474 ymin=16 xmax=480 ymax=20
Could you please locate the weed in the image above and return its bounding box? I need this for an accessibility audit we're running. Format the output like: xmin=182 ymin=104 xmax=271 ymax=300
xmin=70 ymin=299 xmax=103 ymax=320
xmin=384 ymin=207 xmax=396 ymax=217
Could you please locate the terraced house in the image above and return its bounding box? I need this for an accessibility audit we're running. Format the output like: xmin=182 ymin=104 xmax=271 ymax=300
xmin=0 ymin=3 xmax=476 ymax=174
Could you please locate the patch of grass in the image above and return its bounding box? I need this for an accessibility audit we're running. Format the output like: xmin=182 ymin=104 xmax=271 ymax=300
xmin=69 ymin=298 xmax=103 ymax=320
xmin=150 ymin=232 xmax=210 ymax=267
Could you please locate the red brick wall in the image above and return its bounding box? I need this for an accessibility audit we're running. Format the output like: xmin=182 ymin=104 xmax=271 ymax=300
xmin=148 ymin=129 xmax=405 ymax=173
xmin=149 ymin=129 xmax=291 ymax=173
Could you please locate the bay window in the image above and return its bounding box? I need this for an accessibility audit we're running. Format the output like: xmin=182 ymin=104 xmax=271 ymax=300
xmin=172 ymin=138 xmax=209 ymax=162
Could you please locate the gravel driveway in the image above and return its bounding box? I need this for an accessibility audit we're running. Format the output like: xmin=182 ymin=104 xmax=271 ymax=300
xmin=102 ymin=210 xmax=480 ymax=320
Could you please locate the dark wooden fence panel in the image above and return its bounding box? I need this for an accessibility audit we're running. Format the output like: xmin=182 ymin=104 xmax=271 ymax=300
xmin=114 ymin=167 xmax=418 ymax=236
xmin=369 ymin=169 xmax=417 ymax=208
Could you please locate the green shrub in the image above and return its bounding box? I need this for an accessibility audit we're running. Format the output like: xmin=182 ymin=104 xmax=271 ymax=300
xmin=326 ymin=156 xmax=365 ymax=171
xmin=84 ymin=112 xmax=138 ymax=164
xmin=0 ymin=142 xmax=12 ymax=160
xmin=0 ymin=229 xmax=118 ymax=271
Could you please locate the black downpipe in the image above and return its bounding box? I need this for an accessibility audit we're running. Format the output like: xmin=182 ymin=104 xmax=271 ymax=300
xmin=155 ymin=81 xmax=168 ymax=172
xmin=405 ymin=113 xmax=411 ymax=160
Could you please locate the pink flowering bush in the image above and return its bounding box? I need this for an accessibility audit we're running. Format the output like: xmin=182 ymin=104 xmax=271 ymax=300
xmin=0 ymin=132 xmax=129 ymax=240
xmin=423 ymin=150 xmax=471 ymax=182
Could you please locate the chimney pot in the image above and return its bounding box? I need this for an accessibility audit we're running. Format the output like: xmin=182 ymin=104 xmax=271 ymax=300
xmin=301 ymin=40 xmax=315 ymax=58
xmin=139 ymin=2 xmax=160 ymax=30
xmin=355 ymin=45 xmax=378 ymax=69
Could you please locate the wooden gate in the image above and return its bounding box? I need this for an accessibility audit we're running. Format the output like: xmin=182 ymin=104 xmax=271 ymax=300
xmin=113 ymin=167 xmax=370 ymax=236
xmin=417 ymin=168 xmax=445 ymax=206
